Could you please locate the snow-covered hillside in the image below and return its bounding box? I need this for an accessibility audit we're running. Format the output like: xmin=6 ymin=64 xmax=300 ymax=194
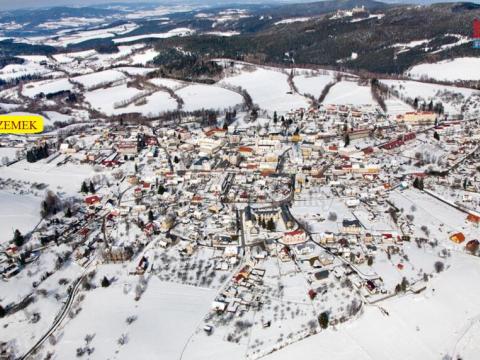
xmin=406 ymin=57 xmax=480 ymax=82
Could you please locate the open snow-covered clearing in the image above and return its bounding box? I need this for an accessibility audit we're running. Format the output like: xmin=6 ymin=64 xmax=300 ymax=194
xmin=123 ymin=90 xmax=178 ymax=117
xmin=129 ymin=48 xmax=159 ymax=65
xmin=84 ymin=84 xmax=145 ymax=116
xmin=406 ymin=57 xmax=480 ymax=82
xmin=149 ymin=77 xmax=185 ymax=90
xmin=22 ymin=78 xmax=74 ymax=98
xmin=176 ymin=84 xmax=243 ymax=112
xmin=113 ymin=28 xmax=195 ymax=44
xmin=203 ymin=31 xmax=240 ymax=37
xmin=0 ymin=102 xmax=20 ymax=111
xmin=0 ymin=147 xmax=20 ymax=161
xmin=71 ymin=69 xmax=127 ymax=90
xmin=0 ymin=191 xmax=42 ymax=244
xmin=324 ymin=80 xmax=376 ymax=105
xmin=274 ymin=17 xmax=312 ymax=25
xmin=42 ymin=111 xmax=76 ymax=126
xmin=40 ymin=24 xmax=139 ymax=47
xmin=52 ymin=50 xmax=97 ymax=64
xmin=2 ymin=158 xmax=96 ymax=195
xmin=220 ymin=67 xmax=310 ymax=114
xmin=0 ymin=62 xmax=52 ymax=82
xmin=115 ymin=67 xmax=156 ymax=76
xmin=44 ymin=276 xmax=216 ymax=360
xmin=293 ymin=70 xmax=335 ymax=97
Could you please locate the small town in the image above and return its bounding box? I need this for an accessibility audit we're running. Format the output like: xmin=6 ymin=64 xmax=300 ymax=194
xmin=1 ymin=1 xmax=480 ymax=359
xmin=1 ymin=96 xmax=480 ymax=359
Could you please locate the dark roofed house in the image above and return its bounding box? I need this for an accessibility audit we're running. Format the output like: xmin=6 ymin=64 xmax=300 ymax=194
xmin=313 ymin=269 xmax=329 ymax=281
xmin=342 ymin=219 xmax=361 ymax=234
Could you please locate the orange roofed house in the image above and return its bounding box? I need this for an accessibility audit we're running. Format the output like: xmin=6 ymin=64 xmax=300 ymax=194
xmin=450 ymin=232 xmax=466 ymax=244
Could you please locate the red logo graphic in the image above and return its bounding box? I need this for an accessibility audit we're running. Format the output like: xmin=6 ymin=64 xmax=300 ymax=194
xmin=474 ymin=18 xmax=480 ymax=39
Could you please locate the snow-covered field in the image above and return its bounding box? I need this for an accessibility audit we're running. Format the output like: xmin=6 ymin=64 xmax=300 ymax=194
xmin=123 ymin=90 xmax=178 ymax=117
xmin=220 ymin=66 xmax=310 ymax=114
xmin=43 ymin=275 xmax=216 ymax=359
xmin=52 ymin=50 xmax=97 ymax=64
xmin=83 ymin=84 xmax=144 ymax=116
xmin=71 ymin=70 xmax=127 ymax=90
xmin=113 ymin=28 xmax=195 ymax=43
xmin=274 ymin=17 xmax=312 ymax=25
xmin=116 ymin=67 xmax=156 ymax=76
xmin=324 ymin=80 xmax=376 ymax=105
xmin=0 ymin=62 xmax=52 ymax=82
xmin=149 ymin=77 xmax=185 ymax=90
xmin=2 ymin=158 xmax=96 ymax=195
xmin=129 ymin=48 xmax=159 ymax=65
xmin=293 ymin=70 xmax=335 ymax=98
xmin=177 ymin=84 xmax=243 ymax=112
xmin=0 ymin=191 xmax=42 ymax=244
xmin=22 ymin=78 xmax=74 ymax=98
xmin=407 ymin=57 xmax=480 ymax=82
xmin=380 ymin=79 xmax=479 ymax=115
xmin=34 ymin=24 xmax=139 ymax=47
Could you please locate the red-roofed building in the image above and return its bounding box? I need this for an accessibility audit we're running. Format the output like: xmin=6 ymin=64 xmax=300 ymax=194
xmin=85 ymin=195 xmax=101 ymax=205
xmin=467 ymin=213 xmax=480 ymax=224
xmin=205 ymin=128 xmax=227 ymax=137
xmin=283 ymin=229 xmax=306 ymax=245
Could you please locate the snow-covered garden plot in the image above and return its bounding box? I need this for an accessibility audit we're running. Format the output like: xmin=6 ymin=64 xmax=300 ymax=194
xmin=384 ymin=96 xmax=413 ymax=117
xmin=220 ymin=67 xmax=310 ymax=114
xmin=292 ymin=196 xmax=355 ymax=234
xmin=433 ymin=185 xmax=480 ymax=213
xmin=293 ymin=70 xmax=335 ymax=98
xmin=0 ymin=191 xmax=42 ymax=244
xmin=189 ymin=255 xmax=359 ymax=360
xmin=71 ymin=69 xmax=127 ymax=90
xmin=323 ymin=80 xmax=376 ymax=106
xmin=122 ymin=90 xmax=178 ymax=117
xmin=406 ymin=57 xmax=480 ymax=82
xmin=396 ymin=138 xmax=452 ymax=172
xmin=22 ymin=78 xmax=74 ymax=98
xmin=42 ymin=275 xmax=216 ymax=360
xmin=84 ymin=84 xmax=148 ymax=116
xmin=265 ymin=253 xmax=480 ymax=360
xmin=379 ymin=79 xmax=479 ymax=115
xmin=389 ymin=189 xmax=478 ymax=245
xmin=176 ymin=84 xmax=243 ymax=112
xmin=113 ymin=28 xmax=195 ymax=44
